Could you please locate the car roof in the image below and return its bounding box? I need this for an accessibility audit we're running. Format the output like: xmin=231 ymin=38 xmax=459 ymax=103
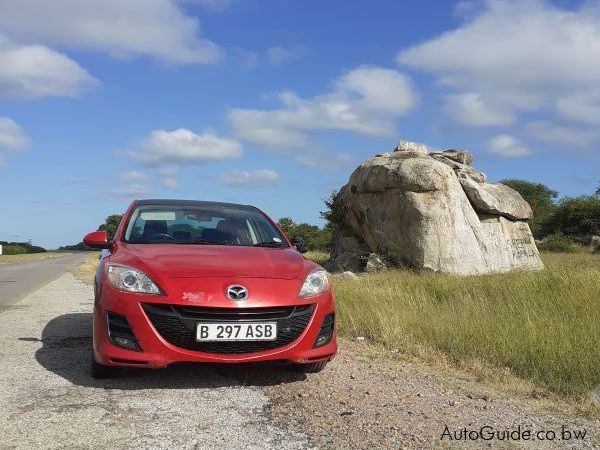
xmin=134 ymin=199 xmax=258 ymax=211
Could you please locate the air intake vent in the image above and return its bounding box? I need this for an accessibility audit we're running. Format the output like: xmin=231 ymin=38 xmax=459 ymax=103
xmin=106 ymin=312 xmax=141 ymax=351
xmin=314 ymin=313 xmax=335 ymax=348
xmin=143 ymin=303 xmax=315 ymax=354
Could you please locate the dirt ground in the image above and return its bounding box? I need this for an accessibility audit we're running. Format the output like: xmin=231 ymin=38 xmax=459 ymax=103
xmin=255 ymin=340 xmax=600 ymax=448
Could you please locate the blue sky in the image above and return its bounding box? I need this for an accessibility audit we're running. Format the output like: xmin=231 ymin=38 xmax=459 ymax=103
xmin=0 ymin=0 xmax=599 ymax=248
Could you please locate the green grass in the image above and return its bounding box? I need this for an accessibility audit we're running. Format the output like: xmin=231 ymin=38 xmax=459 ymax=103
xmin=317 ymin=252 xmax=600 ymax=399
xmin=0 ymin=252 xmax=68 ymax=264
xmin=304 ymin=250 xmax=330 ymax=266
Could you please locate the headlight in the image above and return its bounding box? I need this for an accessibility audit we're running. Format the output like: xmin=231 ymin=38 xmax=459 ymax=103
xmin=106 ymin=264 xmax=162 ymax=295
xmin=298 ymin=268 xmax=330 ymax=298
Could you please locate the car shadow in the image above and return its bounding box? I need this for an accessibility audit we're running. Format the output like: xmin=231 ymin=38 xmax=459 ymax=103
xmin=27 ymin=313 xmax=307 ymax=389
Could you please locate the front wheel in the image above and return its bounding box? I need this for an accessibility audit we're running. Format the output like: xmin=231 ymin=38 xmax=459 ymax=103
xmin=90 ymin=351 xmax=120 ymax=379
xmin=293 ymin=361 xmax=327 ymax=373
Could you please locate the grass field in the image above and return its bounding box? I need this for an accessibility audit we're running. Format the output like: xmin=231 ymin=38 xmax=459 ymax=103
xmin=0 ymin=252 xmax=69 ymax=264
xmin=321 ymin=252 xmax=600 ymax=400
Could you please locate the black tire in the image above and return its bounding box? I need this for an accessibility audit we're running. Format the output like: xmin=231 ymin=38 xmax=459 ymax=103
xmin=90 ymin=351 xmax=120 ymax=379
xmin=293 ymin=361 xmax=327 ymax=373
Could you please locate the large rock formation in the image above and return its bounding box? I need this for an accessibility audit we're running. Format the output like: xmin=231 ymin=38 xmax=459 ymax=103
xmin=327 ymin=140 xmax=544 ymax=275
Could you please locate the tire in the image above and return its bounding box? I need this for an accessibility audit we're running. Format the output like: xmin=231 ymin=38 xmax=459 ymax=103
xmin=293 ymin=361 xmax=327 ymax=373
xmin=90 ymin=351 xmax=120 ymax=379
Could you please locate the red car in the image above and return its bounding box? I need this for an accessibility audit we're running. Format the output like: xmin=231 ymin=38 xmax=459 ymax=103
xmin=83 ymin=199 xmax=336 ymax=378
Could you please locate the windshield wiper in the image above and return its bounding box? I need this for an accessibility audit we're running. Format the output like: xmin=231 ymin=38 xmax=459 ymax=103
xmin=254 ymin=242 xmax=286 ymax=248
xmin=171 ymin=239 xmax=229 ymax=245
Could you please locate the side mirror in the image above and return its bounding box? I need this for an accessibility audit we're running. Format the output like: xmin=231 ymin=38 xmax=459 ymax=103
xmin=290 ymin=237 xmax=308 ymax=254
xmin=83 ymin=230 xmax=111 ymax=249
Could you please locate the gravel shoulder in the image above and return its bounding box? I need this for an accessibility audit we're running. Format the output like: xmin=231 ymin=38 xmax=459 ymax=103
xmin=261 ymin=340 xmax=600 ymax=448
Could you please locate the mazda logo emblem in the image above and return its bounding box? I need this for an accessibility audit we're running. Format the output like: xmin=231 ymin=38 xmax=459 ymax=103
xmin=227 ymin=285 xmax=248 ymax=301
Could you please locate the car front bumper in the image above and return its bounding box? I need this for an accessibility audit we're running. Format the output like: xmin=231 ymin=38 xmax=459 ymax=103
xmin=93 ymin=285 xmax=337 ymax=368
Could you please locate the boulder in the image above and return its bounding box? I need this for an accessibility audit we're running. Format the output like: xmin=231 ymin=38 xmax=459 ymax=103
xmin=327 ymin=140 xmax=543 ymax=275
xmin=365 ymin=253 xmax=387 ymax=272
xmin=591 ymin=236 xmax=600 ymax=253
xmin=393 ymin=139 xmax=428 ymax=155
xmin=430 ymin=152 xmax=487 ymax=183
xmin=431 ymin=149 xmax=473 ymax=165
xmin=458 ymin=176 xmax=533 ymax=220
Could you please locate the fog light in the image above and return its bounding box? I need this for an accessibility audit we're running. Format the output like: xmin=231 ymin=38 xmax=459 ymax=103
xmin=106 ymin=312 xmax=141 ymax=352
xmin=112 ymin=335 xmax=140 ymax=351
xmin=314 ymin=313 xmax=335 ymax=348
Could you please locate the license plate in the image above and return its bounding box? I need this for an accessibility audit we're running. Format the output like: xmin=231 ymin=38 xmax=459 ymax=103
xmin=196 ymin=322 xmax=277 ymax=341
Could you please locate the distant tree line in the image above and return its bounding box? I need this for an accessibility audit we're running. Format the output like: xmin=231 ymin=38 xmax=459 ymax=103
xmin=277 ymin=217 xmax=332 ymax=252
xmin=0 ymin=241 xmax=46 ymax=255
xmin=502 ymin=179 xmax=600 ymax=240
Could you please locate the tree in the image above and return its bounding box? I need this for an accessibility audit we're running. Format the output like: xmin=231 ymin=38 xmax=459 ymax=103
xmin=277 ymin=217 xmax=332 ymax=251
xmin=541 ymin=196 xmax=600 ymax=238
xmin=595 ymin=181 xmax=600 ymax=197
xmin=98 ymin=214 xmax=123 ymax=238
xmin=501 ymin=179 xmax=558 ymax=237
xmin=277 ymin=217 xmax=295 ymax=235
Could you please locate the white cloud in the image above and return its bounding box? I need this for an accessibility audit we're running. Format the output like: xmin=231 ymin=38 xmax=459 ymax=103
xmin=295 ymin=152 xmax=355 ymax=170
xmin=111 ymin=184 xmax=153 ymax=198
xmin=397 ymin=0 xmax=600 ymax=128
xmin=0 ymin=0 xmax=221 ymax=65
xmin=487 ymin=134 xmax=532 ymax=157
xmin=221 ymin=169 xmax=281 ymax=187
xmin=0 ymin=117 xmax=29 ymax=151
xmin=266 ymin=45 xmax=306 ymax=65
xmin=163 ymin=177 xmax=180 ymax=189
xmin=556 ymin=92 xmax=600 ymax=125
xmin=120 ymin=171 xmax=149 ymax=183
xmin=0 ymin=117 xmax=28 ymax=166
xmin=179 ymin=0 xmax=232 ymax=11
xmin=229 ymin=65 xmax=417 ymax=148
xmin=130 ymin=128 xmax=242 ymax=165
xmin=444 ymin=92 xmax=514 ymax=127
xmin=525 ymin=121 xmax=600 ymax=147
xmin=0 ymin=36 xmax=96 ymax=99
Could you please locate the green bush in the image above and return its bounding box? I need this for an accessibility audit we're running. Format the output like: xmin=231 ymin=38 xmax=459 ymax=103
xmin=501 ymin=179 xmax=557 ymax=238
xmin=277 ymin=217 xmax=332 ymax=251
xmin=25 ymin=245 xmax=47 ymax=254
xmin=538 ymin=234 xmax=578 ymax=253
xmin=541 ymin=196 xmax=600 ymax=237
xmin=2 ymin=245 xmax=28 ymax=255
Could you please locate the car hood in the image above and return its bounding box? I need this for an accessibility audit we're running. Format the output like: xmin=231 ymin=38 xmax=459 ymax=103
xmin=114 ymin=243 xmax=309 ymax=280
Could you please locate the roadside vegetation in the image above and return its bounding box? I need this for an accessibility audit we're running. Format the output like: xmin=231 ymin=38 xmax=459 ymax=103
xmin=71 ymin=252 xmax=99 ymax=284
xmin=325 ymin=251 xmax=600 ymax=400
xmin=0 ymin=252 xmax=66 ymax=264
xmin=0 ymin=241 xmax=47 ymax=255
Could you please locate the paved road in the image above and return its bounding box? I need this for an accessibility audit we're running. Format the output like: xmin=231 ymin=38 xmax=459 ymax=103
xmin=0 ymin=270 xmax=309 ymax=449
xmin=0 ymin=253 xmax=88 ymax=309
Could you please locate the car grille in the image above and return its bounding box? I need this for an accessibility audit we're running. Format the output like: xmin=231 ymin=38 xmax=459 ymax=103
xmin=142 ymin=303 xmax=315 ymax=354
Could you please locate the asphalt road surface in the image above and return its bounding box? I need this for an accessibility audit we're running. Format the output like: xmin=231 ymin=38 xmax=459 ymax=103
xmin=0 ymin=253 xmax=89 ymax=309
xmin=0 ymin=266 xmax=309 ymax=449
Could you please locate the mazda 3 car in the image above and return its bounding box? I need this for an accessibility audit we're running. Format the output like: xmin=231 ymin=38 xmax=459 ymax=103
xmin=83 ymin=199 xmax=336 ymax=378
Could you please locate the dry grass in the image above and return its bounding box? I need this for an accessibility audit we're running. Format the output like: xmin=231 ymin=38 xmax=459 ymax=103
xmin=327 ymin=252 xmax=600 ymax=400
xmin=0 ymin=252 xmax=69 ymax=264
xmin=304 ymin=250 xmax=330 ymax=267
xmin=72 ymin=252 xmax=100 ymax=284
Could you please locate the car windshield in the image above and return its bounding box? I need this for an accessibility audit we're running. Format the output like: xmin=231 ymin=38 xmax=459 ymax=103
xmin=122 ymin=204 xmax=288 ymax=247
